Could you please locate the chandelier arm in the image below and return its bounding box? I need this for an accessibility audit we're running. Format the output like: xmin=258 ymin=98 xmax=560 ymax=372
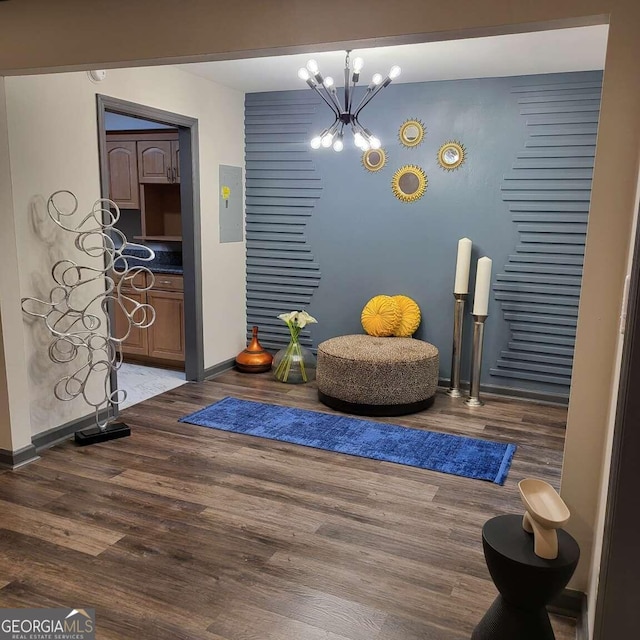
xmin=324 ymin=86 xmax=344 ymax=114
xmin=352 ymin=119 xmax=366 ymax=136
xmin=344 ymin=59 xmax=352 ymax=117
xmin=353 ymin=83 xmax=387 ymax=119
xmin=310 ymin=83 xmax=340 ymax=117
xmin=348 ymin=70 xmax=361 ymax=114
xmin=352 ymin=88 xmax=376 ymax=117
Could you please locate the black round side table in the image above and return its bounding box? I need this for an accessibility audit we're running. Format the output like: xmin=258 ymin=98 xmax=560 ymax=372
xmin=472 ymin=514 xmax=580 ymax=640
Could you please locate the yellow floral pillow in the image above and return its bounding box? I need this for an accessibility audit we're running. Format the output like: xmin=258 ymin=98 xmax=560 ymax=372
xmin=361 ymin=295 xmax=401 ymax=337
xmin=393 ymin=295 xmax=421 ymax=337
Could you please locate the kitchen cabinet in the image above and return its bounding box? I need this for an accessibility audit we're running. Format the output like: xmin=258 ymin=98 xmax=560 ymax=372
xmin=114 ymin=289 xmax=149 ymax=356
xmin=147 ymin=289 xmax=185 ymax=361
xmin=137 ymin=137 xmax=179 ymax=184
xmin=106 ymin=140 xmax=139 ymax=209
xmin=105 ymin=130 xmax=182 ymax=241
xmin=113 ymin=271 xmax=148 ymax=357
xmin=113 ymin=271 xmax=184 ymax=366
xmin=172 ymin=140 xmax=180 ymax=184
xmin=138 ymin=184 xmax=182 ymax=241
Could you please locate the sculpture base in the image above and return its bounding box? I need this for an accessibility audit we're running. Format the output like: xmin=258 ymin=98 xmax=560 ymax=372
xmin=446 ymin=388 xmax=463 ymax=398
xmin=75 ymin=422 xmax=131 ymax=446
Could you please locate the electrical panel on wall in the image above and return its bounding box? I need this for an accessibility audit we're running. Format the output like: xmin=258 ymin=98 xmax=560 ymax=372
xmin=219 ymin=165 xmax=243 ymax=243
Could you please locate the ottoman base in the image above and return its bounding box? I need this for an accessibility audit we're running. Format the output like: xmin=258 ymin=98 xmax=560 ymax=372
xmin=318 ymin=390 xmax=435 ymax=417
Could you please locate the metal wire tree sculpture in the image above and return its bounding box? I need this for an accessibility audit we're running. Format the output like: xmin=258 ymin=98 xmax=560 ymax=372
xmin=21 ymin=190 xmax=155 ymax=444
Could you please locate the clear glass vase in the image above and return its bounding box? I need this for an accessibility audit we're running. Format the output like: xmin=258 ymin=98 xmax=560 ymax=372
xmin=272 ymin=338 xmax=317 ymax=384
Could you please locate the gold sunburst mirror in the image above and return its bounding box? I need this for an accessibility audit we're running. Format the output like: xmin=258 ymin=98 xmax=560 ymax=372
xmin=391 ymin=165 xmax=428 ymax=203
xmin=398 ymin=119 xmax=425 ymax=148
xmin=362 ymin=148 xmax=387 ymax=172
xmin=438 ymin=141 xmax=466 ymax=170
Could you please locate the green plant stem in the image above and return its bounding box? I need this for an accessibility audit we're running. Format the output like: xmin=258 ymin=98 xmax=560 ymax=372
xmin=296 ymin=340 xmax=308 ymax=382
xmin=274 ymin=321 xmax=308 ymax=383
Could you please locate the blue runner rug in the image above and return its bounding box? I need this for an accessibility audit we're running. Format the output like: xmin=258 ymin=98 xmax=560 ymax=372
xmin=179 ymin=397 xmax=516 ymax=485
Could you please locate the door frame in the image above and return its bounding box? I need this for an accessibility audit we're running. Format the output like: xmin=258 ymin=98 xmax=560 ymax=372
xmin=592 ymin=202 xmax=640 ymax=638
xmin=96 ymin=94 xmax=204 ymax=384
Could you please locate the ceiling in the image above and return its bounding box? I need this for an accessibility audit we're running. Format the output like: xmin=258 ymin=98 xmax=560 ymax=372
xmin=177 ymin=25 xmax=608 ymax=93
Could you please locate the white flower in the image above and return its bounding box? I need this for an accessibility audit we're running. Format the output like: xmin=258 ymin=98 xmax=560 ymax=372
xmin=277 ymin=310 xmax=318 ymax=328
xmin=278 ymin=311 xmax=297 ymax=324
xmin=296 ymin=311 xmax=318 ymax=328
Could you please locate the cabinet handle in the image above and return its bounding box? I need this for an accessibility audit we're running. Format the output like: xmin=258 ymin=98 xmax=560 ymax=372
xmin=159 ymin=280 xmax=172 ymax=285
xmin=172 ymin=167 xmax=177 ymax=183
xmin=167 ymin=167 xmax=171 ymax=182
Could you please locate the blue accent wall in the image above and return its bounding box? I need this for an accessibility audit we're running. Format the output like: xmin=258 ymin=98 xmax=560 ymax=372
xmin=245 ymin=71 xmax=602 ymax=399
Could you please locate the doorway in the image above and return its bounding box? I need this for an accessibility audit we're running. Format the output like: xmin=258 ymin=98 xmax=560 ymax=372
xmin=96 ymin=95 xmax=204 ymax=411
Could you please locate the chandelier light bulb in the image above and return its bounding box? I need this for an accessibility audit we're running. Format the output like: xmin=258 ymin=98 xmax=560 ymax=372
xmin=353 ymin=57 xmax=364 ymax=73
xmin=369 ymin=136 xmax=381 ymax=149
xmin=310 ymin=136 xmax=322 ymax=149
xmin=353 ymin=132 xmax=365 ymax=148
xmin=333 ymin=137 xmax=344 ymax=152
xmin=372 ymin=73 xmax=383 ymax=86
xmin=306 ymin=59 xmax=319 ymax=74
xmin=389 ymin=65 xmax=402 ymax=79
xmin=323 ymin=76 xmax=334 ymax=88
xmin=360 ymin=139 xmax=371 ymax=151
xmin=321 ymin=133 xmax=334 ymax=148
xmin=298 ymin=67 xmax=310 ymax=81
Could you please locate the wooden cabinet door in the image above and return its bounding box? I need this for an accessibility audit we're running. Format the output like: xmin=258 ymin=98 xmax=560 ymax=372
xmin=147 ymin=290 xmax=185 ymax=361
xmin=106 ymin=141 xmax=139 ymax=208
xmin=171 ymin=140 xmax=180 ymax=184
xmin=113 ymin=290 xmax=149 ymax=356
xmin=138 ymin=140 xmax=172 ymax=183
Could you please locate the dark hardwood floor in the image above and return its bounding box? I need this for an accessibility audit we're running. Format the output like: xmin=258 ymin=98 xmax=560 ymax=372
xmin=0 ymin=371 xmax=575 ymax=639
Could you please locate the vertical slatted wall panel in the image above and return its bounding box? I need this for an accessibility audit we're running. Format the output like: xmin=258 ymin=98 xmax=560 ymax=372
xmin=491 ymin=79 xmax=602 ymax=391
xmin=245 ymin=93 xmax=323 ymax=349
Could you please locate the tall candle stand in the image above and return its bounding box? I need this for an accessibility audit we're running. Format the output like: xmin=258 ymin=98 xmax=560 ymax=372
xmin=447 ymin=292 xmax=467 ymax=398
xmin=465 ymin=314 xmax=488 ymax=407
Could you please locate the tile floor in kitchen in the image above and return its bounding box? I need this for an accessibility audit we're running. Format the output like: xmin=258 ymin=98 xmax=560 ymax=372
xmin=117 ymin=362 xmax=186 ymax=409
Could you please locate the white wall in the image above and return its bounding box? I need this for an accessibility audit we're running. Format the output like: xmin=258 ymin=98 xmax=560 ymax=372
xmin=4 ymin=66 xmax=246 ymax=436
xmin=0 ymin=77 xmax=31 ymax=452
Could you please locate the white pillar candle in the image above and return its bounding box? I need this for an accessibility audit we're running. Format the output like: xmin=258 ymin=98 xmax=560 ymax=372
xmin=473 ymin=256 xmax=493 ymax=316
xmin=453 ymin=237 xmax=472 ymax=294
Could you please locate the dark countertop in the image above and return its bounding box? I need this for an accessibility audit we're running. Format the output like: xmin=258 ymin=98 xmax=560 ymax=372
xmin=116 ymin=248 xmax=183 ymax=275
xmin=148 ymin=265 xmax=184 ymax=275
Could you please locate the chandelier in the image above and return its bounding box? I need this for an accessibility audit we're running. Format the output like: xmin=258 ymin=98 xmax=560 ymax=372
xmin=298 ymin=51 xmax=401 ymax=152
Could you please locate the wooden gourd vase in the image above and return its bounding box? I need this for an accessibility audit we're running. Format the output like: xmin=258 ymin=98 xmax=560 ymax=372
xmin=235 ymin=326 xmax=273 ymax=373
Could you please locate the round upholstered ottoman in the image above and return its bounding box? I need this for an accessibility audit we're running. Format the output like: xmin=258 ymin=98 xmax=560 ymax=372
xmin=316 ymin=334 xmax=439 ymax=416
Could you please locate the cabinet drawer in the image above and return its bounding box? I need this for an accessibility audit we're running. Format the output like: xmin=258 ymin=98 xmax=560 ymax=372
xmin=113 ymin=270 xmax=146 ymax=291
xmin=148 ymin=272 xmax=183 ymax=292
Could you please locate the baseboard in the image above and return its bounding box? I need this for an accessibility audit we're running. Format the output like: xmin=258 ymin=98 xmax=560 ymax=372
xmin=31 ymin=409 xmax=113 ymax=452
xmin=203 ymin=357 xmax=236 ymax=380
xmin=438 ymin=378 xmax=569 ymax=406
xmin=577 ymin=594 xmax=589 ymax=640
xmin=0 ymin=443 xmax=39 ymax=469
xmin=549 ymin=588 xmax=588 ymax=637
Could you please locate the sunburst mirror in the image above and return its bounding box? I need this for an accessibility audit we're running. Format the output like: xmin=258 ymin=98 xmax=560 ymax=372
xmin=438 ymin=141 xmax=466 ymax=170
xmin=362 ymin=148 xmax=387 ymax=172
xmin=391 ymin=165 xmax=428 ymax=203
xmin=398 ymin=119 xmax=425 ymax=148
